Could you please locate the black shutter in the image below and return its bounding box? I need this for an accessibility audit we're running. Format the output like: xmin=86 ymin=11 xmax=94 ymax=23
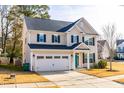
xmin=37 ymin=34 xmax=39 ymax=42
xmin=44 ymin=34 xmax=46 ymax=42
xmin=93 ymin=37 xmax=95 ymax=45
xmin=83 ymin=53 xmax=85 ymax=63
xmin=82 ymin=37 xmax=84 ymax=42
xmin=77 ymin=36 xmax=79 ymax=43
xmin=52 ymin=35 xmax=54 ymax=43
xmin=93 ymin=53 xmax=95 ymax=62
xmin=58 ymin=35 xmax=60 ymax=43
xmin=71 ymin=35 xmax=73 ymax=43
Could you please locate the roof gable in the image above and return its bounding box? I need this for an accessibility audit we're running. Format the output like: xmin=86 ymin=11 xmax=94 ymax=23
xmin=117 ymin=40 xmax=124 ymax=46
xmin=73 ymin=42 xmax=89 ymax=50
xmin=24 ymin=16 xmax=98 ymax=35
xmin=98 ymin=40 xmax=106 ymax=46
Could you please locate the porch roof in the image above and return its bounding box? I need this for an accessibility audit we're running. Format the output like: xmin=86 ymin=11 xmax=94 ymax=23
xmin=28 ymin=43 xmax=90 ymax=50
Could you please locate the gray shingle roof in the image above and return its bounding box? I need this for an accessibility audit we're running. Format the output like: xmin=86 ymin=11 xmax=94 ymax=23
xmin=97 ymin=40 xmax=106 ymax=46
xmin=117 ymin=40 xmax=124 ymax=46
xmin=24 ymin=16 xmax=98 ymax=35
xmin=24 ymin=16 xmax=73 ymax=32
xmin=28 ymin=43 xmax=89 ymax=50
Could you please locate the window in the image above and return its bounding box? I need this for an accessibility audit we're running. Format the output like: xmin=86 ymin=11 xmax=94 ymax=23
xmin=52 ymin=34 xmax=60 ymax=43
xmin=83 ymin=53 xmax=95 ymax=63
xmin=123 ymin=47 xmax=124 ymax=52
xmin=46 ymin=56 xmax=52 ymax=59
xmin=54 ymin=56 xmax=61 ymax=59
xmin=84 ymin=37 xmax=95 ymax=46
xmin=89 ymin=53 xmax=95 ymax=63
xmin=89 ymin=38 xmax=94 ymax=45
xmin=62 ymin=56 xmax=68 ymax=59
xmin=37 ymin=33 xmax=46 ymax=42
xmin=71 ymin=35 xmax=79 ymax=43
xmin=37 ymin=56 xmax=44 ymax=59
xmin=118 ymin=47 xmax=121 ymax=52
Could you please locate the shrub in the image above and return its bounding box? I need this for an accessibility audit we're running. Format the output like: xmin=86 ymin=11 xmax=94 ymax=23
xmin=0 ymin=64 xmax=23 ymax=71
xmin=92 ymin=63 xmax=99 ymax=69
xmin=98 ymin=60 xmax=107 ymax=69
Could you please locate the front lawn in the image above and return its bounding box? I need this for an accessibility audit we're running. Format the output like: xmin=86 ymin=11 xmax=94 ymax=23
xmin=113 ymin=78 xmax=124 ymax=84
xmin=0 ymin=68 xmax=49 ymax=85
xmin=78 ymin=62 xmax=124 ymax=78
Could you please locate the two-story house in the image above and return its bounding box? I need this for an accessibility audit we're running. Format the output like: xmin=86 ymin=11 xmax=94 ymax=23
xmin=23 ymin=17 xmax=99 ymax=72
xmin=116 ymin=40 xmax=124 ymax=60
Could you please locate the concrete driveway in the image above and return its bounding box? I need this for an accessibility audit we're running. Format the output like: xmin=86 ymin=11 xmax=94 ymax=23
xmin=39 ymin=71 xmax=124 ymax=88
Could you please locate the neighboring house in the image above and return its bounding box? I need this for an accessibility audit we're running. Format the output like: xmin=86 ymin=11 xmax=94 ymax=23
xmin=97 ymin=40 xmax=110 ymax=59
xmin=0 ymin=16 xmax=2 ymax=54
xmin=23 ymin=16 xmax=99 ymax=72
xmin=116 ymin=40 xmax=124 ymax=59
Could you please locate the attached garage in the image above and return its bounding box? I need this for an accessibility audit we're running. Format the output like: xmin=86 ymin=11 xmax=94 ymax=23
xmin=33 ymin=54 xmax=70 ymax=71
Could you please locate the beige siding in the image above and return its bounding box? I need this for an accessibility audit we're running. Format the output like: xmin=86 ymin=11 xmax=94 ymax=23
xmin=29 ymin=30 xmax=67 ymax=45
xmin=22 ymin=21 xmax=31 ymax=63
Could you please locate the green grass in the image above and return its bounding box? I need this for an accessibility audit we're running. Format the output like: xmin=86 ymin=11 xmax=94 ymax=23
xmin=0 ymin=64 xmax=23 ymax=71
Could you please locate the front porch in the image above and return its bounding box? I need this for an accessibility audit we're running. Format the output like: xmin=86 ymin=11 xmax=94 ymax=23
xmin=70 ymin=42 xmax=96 ymax=70
xmin=71 ymin=50 xmax=90 ymax=70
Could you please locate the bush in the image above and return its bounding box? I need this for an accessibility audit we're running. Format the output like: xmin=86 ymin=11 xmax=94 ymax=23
xmin=92 ymin=63 xmax=99 ymax=69
xmin=0 ymin=64 xmax=23 ymax=71
xmin=98 ymin=60 xmax=107 ymax=69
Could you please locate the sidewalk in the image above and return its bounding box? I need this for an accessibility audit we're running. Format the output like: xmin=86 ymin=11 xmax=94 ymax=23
xmin=0 ymin=82 xmax=57 ymax=88
xmin=103 ymin=74 xmax=124 ymax=80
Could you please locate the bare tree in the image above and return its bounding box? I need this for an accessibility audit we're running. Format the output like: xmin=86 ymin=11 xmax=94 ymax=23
xmin=102 ymin=24 xmax=120 ymax=71
xmin=0 ymin=5 xmax=12 ymax=55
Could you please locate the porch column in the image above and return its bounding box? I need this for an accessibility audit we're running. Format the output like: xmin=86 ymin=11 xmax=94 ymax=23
xmin=72 ymin=52 xmax=76 ymax=70
xmin=79 ymin=53 xmax=83 ymax=67
xmin=87 ymin=52 xmax=90 ymax=69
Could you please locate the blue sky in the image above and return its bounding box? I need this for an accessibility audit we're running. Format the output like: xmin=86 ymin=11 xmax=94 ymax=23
xmin=49 ymin=5 xmax=124 ymax=37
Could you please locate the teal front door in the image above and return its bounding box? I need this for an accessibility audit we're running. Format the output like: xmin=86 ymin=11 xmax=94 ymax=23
xmin=75 ymin=54 xmax=79 ymax=68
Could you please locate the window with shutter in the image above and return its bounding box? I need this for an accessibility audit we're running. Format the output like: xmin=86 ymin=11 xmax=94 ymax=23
xmin=37 ymin=33 xmax=46 ymax=43
xmin=52 ymin=34 xmax=60 ymax=43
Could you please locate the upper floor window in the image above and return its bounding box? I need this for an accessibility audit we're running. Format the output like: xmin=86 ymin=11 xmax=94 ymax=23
xmin=52 ymin=34 xmax=60 ymax=43
xmin=37 ymin=33 xmax=46 ymax=42
xmin=71 ymin=35 xmax=79 ymax=43
xmin=85 ymin=37 xmax=95 ymax=46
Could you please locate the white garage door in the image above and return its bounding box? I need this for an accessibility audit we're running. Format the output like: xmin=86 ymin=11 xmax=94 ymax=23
xmin=35 ymin=54 xmax=70 ymax=71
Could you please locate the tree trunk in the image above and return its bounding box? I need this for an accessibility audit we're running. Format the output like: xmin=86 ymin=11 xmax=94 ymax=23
xmin=110 ymin=60 xmax=112 ymax=71
xmin=10 ymin=56 xmax=14 ymax=64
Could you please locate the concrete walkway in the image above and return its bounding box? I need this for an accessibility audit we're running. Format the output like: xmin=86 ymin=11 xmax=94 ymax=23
xmin=39 ymin=71 xmax=124 ymax=88
xmin=103 ymin=74 xmax=124 ymax=80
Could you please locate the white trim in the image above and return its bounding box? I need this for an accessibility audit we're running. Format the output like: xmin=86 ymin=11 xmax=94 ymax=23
xmin=73 ymin=42 xmax=90 ymax=50
xmin=87 ymin=52 xmax=90 ymax=69
xmin=30 ymin=52 xmax=33 ymax=71
xmin=65 ymin=19 xmax=81 ymax=33
xmin=73 ymin=52 xmax=76 ymax=70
